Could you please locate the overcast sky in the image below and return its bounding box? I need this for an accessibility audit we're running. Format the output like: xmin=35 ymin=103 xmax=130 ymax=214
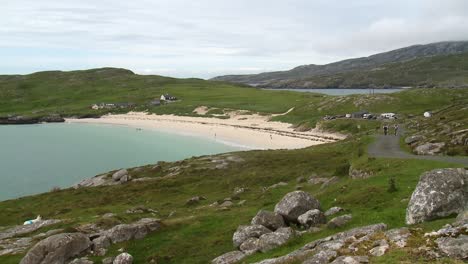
xmin=1 ymin=0 xmax=467 ymax=78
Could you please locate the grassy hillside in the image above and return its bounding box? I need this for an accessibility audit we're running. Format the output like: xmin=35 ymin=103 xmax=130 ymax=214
xmin=1 ymin=68 xmax=467 ymax=130
xmin=0 ymin=74 xmax=467 ymax=263
xmin=0 ymin=68 xmax=319 ymax=118
xmin=267 ymin=52 xmax=468 ymax=89
xmin=0 ymin=136 xmax=464 ymax=264
xmin=211 ymin=41 xmax=468 ymax=89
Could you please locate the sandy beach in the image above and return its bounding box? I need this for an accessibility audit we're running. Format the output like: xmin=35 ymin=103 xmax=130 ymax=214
xmin=66 ymin=110 xmax=345 ymax=150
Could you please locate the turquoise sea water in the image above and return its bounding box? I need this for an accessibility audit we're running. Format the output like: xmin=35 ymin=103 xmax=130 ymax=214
xmin=0 ymin=123 xmax=241 ymax=201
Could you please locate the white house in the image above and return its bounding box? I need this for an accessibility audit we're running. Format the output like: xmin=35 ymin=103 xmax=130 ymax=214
xmin=160 ymin=94 xmax=177 ymax=101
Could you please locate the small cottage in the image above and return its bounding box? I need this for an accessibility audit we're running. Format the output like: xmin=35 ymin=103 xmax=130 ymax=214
xmin=160 ymin=94 xmax=177 ymax=101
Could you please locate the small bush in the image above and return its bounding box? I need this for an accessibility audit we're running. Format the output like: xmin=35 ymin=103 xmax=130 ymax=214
xmin=387 ymin=177 xmax=398 ymax=193
xmin=334 ymin=162 xmax=351 ymax=176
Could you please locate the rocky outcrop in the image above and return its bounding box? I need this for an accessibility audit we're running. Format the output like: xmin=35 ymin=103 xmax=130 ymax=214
xmin=253 ymin=223 xmax=387 ymax=264
xmin=435 ymin=235 xmax=468 ymax=259
xmin=327 ymin=214 xmax=352 ymax=228
xmin=405 ymin=135 xmax=423 ymax=145
xmin=20 ymin=233 xmax=91 ymax=264
xmin=330 ymin=256 xmax=369 ymax=263
xmin=274 ymin=191 xmax=321 ymax=223
xmin=185 ymin=196 xmax=206 ymax=206
xmin=0 ymin=115 xmax=65 ymax=125
xmin=74 ymin=169 xmax=134 ymax=189
xmin=113 ymin=253 xmax=133 ymax=264
xmin=92 ymin=218 xmax=161 ymax=256
xmin=348 ymin=167 xmax=373 ymax=180
xmin=406 ymin=168 xmax=467 ymax=224
xmin=256 ymin=227 xmax=295 ymax=253
xmin=384 ymin=227 xmax=410 ymax=248
xmin=0 ymin=219 xmax=61 ymax=240
xmin=324 ymin=207 xmax=344 ymax=217
xmin=251 ymin=210 xmax=285 ymax=231
xmin=112 ymin=169 xmax=129 ymax=181
xmin=232 ymin=225 xmax=271 ymax=247
xmin=297 ymin=209 xmax=326 ymax=228
xmin=414 ymin=142 xmax=445 ymax=155
xmin=211 ymin=251 xmax=245 ymax=264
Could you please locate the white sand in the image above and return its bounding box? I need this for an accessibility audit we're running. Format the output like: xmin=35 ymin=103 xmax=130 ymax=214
xmin=66 ymin=111 xmax=345 ymax=150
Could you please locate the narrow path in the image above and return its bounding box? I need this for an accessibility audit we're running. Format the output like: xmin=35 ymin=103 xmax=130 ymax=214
xmin=368 ymin=129 xmax=468 ymax=166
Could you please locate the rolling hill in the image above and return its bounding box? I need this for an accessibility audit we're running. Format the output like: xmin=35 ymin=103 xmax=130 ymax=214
xmin=211 ymin=41 xmax=468 ymax=89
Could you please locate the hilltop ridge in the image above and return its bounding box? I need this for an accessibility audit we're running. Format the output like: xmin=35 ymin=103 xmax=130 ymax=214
xmin=211 ymin=41 xmax=468 ymax=88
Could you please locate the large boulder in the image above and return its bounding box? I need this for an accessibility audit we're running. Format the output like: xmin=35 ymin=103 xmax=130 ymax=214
xmin=406 ymin=168 xmax=468 ymax=224
xmin=211 ymin=251 xmax=245 ymax=264
xmin=112 ymin=169 xmax=128 ymax=181
xmin=256 ymin=227 xmax=295 ymax=253
xmin=274 ymin=191 xmax=321 ymax=223
xmin=298 ymin=209 xmax=326 ymax=228
xmin=251 ymin=210 xmax=285 ymax=231
xmin=20 ymin=233 xmax=91 ymax=264
xmin=327 ymin=214 xmax=352 ymax=228
xmin=92 ymin=218 xmax=160 ymax=255
xmin=435 ymin=235 xmax=468 ymax=259
xmin=232 ymin=225 xmax=271 ymax=247
xmin=113 ymin=253 xmax=133 ymax=264
xmin=404 ymin=135 xmax=423 ymax=145
xmin=414 ymin=142 xmax=445 ymax=155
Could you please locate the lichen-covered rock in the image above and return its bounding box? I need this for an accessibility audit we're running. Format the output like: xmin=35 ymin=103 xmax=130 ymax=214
xmin=232 ymin=225 xmax=271 ymax=247
xmin=20 ymin=233 xmax=91 ymax=264
xmin=211 ymin=251 xmax=245 ymax=264
xmin=239 ymin=237 xmax=259 ymax=254
xmin=0 ymin=219 xmax=61 ymax=240
xmin=251 ymin=210 xmax=285 ymax=231
xmin=112 ymin=169 xmax=128 ymax=181
xmin=302 ymin=250 xmax=337 ymax=264
xmin=406 ymin=168 xmax=468 ymax=224
xmin=256 ymin=227 xmax=295 ymax=253
xmin=405 ymin=135 xmax=423 ymax=145
xmin=68 ymin=257 xmax=93 ymax=264
xmin=435 ymin=235 xmax=468 ymax=259
xmin=369 ymin=240 xmax=389 ymax=256
xmin=414 ymin=142 xmax=445 ymax=155
xmin=330 ymin=256 xmax=369 ymax=264
xmin=297 ymin=209 xmax=326 ymax=228
xmin=324 ymin=207 xmax=344 ymax=217
xmin=113 ymin=253 xmax=133 ymax=264
xmin=385 ymin=227 xmax=410 ymax=248
xmin=327 ymin=214 xmax=352 ymax=228
xmin=92 ymin=218 xmax=160 ymax=255
xmin=274 ymin=191 xmax=321 ymax=222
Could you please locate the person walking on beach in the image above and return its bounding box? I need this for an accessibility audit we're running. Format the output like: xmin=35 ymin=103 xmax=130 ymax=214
xmin=393 ymin=124 xmax=399 ymax=136
xmin=383 ymin=125 xmax=389 ymax=136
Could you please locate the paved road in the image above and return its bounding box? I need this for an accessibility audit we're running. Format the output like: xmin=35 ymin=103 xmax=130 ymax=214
xmin=368 ymin=130 xmax=468 ymax=166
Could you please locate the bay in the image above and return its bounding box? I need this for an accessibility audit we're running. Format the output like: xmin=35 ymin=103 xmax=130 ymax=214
xmin=0 ymin=123 xmax=241 ymax=201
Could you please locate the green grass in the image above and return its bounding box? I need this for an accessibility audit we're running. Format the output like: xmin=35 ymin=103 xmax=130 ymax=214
xmin=0 ymin=136 xmax=463 ymax=263
xmin=1 ymin=68 xmax=467 ymax=135
xmin=0 ymin=71 xmax=467 ymax=263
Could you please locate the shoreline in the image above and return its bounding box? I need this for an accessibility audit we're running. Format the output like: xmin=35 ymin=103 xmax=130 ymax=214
xmin=66 ymin=112 xmax=345 ymax=150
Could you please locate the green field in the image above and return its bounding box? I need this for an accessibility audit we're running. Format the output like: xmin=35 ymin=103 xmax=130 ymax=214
xmin=0 ymin=70 xmax=467 ymax=263
xmin=0 ymin=136 xmax=463 ymax=264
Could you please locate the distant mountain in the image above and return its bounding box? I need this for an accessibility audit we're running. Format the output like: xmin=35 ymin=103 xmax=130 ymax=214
xmin=211 ymin=41 xmax=468 ymax=88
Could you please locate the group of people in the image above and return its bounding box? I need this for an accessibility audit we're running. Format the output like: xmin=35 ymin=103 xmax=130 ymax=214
xmin=383 ymin=124 xmax=399 ymax=136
